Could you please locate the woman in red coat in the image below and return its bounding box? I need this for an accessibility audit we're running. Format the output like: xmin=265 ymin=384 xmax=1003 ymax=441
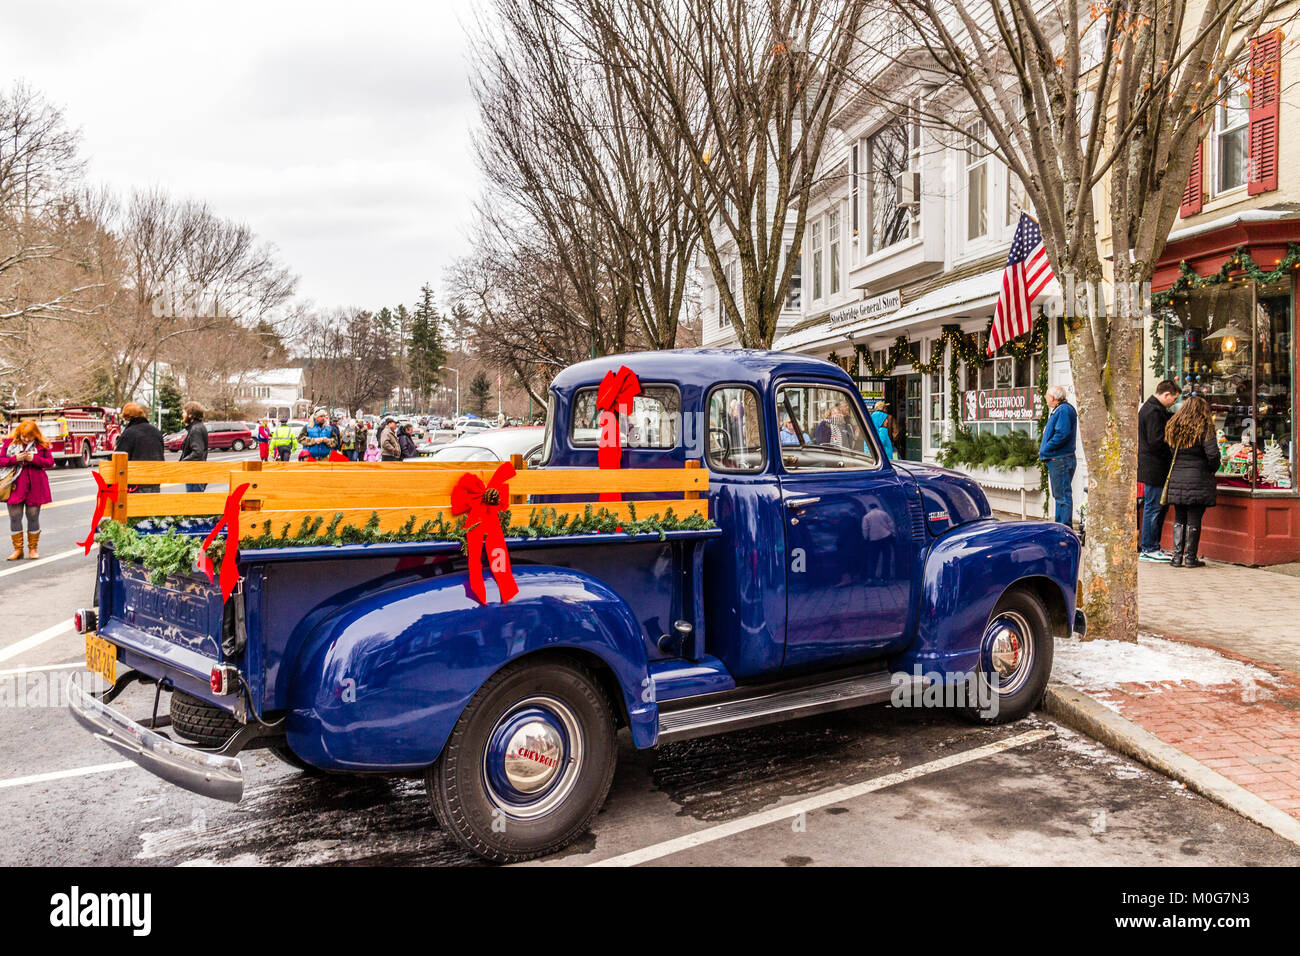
xmin=1 ymin=420 xmax=55 ymax=560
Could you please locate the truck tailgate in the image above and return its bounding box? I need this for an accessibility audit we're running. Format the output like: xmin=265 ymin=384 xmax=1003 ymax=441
xmin=99 ymin=558 xmax=227 ymax=700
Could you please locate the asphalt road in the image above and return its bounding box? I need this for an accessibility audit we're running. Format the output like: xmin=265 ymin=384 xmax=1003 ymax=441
xmin=1 ymin=450 xmax=1298 ymax=866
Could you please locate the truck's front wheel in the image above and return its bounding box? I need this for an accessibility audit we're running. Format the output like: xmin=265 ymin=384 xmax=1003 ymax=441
xmin=965 ymin=588 xmax=1054 ymax=725
xmin=426 ymin=658 xmax=616 ymax=863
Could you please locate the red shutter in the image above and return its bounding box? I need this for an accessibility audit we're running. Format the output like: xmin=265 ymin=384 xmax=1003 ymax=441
xmin=1248 ymin=29 xmax=1282 ymax=195
xmin=1180 ymin=140 xmax=1203 ymax=217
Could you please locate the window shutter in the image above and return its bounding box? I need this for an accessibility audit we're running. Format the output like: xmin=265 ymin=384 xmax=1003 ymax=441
xmin=1180 ymin=140 xmax=1203 ymax=218
xmin=1247 ymin=29 xmax=1282 ymax=195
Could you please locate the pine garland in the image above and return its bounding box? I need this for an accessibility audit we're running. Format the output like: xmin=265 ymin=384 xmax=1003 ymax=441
xmin=829 ymin=312 xmax=1051 ymax=511
xmin=98 ymin=505 xmax=717 ymax=583
xmin=1150 ymin=242 xmax=1300 ymax=309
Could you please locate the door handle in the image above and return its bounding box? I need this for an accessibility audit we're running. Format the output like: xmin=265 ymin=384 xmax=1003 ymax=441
xmin=785 ymin=496 xmax=821 ymax=512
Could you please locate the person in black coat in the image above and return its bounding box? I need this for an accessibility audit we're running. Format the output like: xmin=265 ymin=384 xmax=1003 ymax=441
xmin=179 ymin=401 xmax=209 ymax=493
xmin=1138 ymin=381 xmax=1179 ymax=559
xmin=114 ymin=402 xmax=165 ymax=493
xmin=1163 ymin=395 xmax=1220 ymax=568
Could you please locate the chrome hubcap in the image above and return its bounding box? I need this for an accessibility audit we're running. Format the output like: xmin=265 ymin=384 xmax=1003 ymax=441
xmin=983 ymin=610 xmax=1035 ymax=696
xmin=502 ymin=719 xmax=564 ymax=794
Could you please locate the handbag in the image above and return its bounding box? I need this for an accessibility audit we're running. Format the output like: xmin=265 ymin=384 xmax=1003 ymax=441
xmin=1160 ymin=448 xmax=1178 ymax=507
xmin=0 ymin=466 xmax=16 ymax=503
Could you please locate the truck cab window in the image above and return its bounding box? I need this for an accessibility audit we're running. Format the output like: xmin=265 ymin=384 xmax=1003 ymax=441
xmin=775 ymin=383 xmax=880 ymax=471
xmin=570 ymin=385 xmax=680 ymax=449
xmin=706 ymin=386 xmax=765 ymax=472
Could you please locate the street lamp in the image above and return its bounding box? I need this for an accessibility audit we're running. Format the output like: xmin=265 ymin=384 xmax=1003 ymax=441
xmin=438 ymin=366 xmax=460 ymax=419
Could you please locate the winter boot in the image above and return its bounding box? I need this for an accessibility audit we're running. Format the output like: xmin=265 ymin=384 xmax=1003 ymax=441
xmin=25 ymin=531 xmax=39 ymax=560
xmin=7 ymin=532 xmax=23 ymax=561
xmin=1169 ymin=523 xmax=1186 ymax=568
xmin=1184 ymin=526 xmax=1204 ymax=568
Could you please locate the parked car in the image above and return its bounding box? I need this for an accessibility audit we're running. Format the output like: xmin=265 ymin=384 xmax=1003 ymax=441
xmin=454 ymin=417 xmax=492 ymax=436
xmin=417 ymin=426 xmax=544 ymax=463
xmin=71 ymin=349 xmax=1082 ymax=864
xmin=163 ymin=420 xmax=254 ymax=452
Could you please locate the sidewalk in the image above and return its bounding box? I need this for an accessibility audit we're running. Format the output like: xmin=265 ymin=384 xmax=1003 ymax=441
xmin=1051 ymin=560 xmax=1300 ymax=836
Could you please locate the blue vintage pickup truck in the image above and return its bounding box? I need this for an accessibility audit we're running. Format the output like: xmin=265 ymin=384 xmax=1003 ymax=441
xmin=69 ymin=349 xmax=1082 ymax=862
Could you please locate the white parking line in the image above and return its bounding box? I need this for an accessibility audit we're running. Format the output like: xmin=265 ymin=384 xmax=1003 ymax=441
xmin=0 ymin=620 xmax=76 ymax=663
xmin=588 ymin=728 xmax=1054 ymax=867
xmin=0 ymin=661 xmax=83 ymax=677
xmin=0 ymin=548 xmax=84 ymax=579
xmin=0 ymin=762 xmax=132 ymax=790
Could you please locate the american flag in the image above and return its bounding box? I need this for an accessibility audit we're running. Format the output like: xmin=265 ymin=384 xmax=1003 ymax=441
xmin=989 ymin=213 xmax=1054 ymax=355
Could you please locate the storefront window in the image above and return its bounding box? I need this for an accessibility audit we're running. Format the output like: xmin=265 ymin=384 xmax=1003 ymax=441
xmin=1160 ymin=278 xmax=1294 ymax=490
xmin=957 ymin=333 xmax=1042 ymax=438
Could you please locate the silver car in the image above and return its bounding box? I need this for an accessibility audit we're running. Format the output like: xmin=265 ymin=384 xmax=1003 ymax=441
xmin=419 ymin=426 xmax=545 ymax=464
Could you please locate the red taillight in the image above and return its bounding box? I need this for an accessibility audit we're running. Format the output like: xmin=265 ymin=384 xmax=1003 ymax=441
xmin=74 ymin=612 xmax=83 ymax=633
xmin=210 ymin=665 xmax=238 ymax=696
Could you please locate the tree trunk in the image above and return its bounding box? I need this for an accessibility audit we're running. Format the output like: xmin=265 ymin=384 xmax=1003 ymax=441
xmin=1066 ymin=256 xmax=1142 ymax=643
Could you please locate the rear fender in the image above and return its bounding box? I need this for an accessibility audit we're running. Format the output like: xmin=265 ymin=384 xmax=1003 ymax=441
xmin=284 ymin=565 xmax=655 ymax=771
xmin=891 ymin=520 xmax=1079 ymax=677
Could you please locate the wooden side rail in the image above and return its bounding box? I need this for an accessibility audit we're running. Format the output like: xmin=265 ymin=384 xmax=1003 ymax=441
xmin=101 ymin=453 xmax=710 ymax=532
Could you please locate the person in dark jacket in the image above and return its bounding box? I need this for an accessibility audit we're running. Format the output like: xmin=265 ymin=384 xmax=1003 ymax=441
xmin=179 ymin=401 xmax=209 ymax=492
xmin=1038 ymin=385 xmax=1078 ymax=529
xmin=114 ymin=402 xmax=165 ymax=493
xmin=398 ymin=423 xmax=419 ymax=460
xmin=1138 ymin=381 xmax=1179 ymax=560
xmin=1163 ymin=394 xmax=1220 ymax=568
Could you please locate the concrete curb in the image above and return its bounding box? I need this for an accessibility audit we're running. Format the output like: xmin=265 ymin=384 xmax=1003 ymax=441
xmin=1042 ymin=682 xmax=1300 ymax=849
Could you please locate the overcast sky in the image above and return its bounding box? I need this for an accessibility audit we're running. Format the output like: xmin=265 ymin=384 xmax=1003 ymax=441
xmin=0 ymin=0 xmax=482 ymax=311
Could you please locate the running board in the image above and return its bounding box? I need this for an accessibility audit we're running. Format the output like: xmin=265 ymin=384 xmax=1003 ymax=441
xmin=656 ymin=670 xmax=920 ymax=743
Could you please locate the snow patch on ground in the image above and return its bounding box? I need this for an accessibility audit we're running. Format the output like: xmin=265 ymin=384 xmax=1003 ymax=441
xmin=1053 ymin=632 xmax=1281 ymax=692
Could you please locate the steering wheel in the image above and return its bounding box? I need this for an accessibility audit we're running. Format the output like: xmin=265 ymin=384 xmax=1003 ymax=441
xmin=708 ymin=426 xmax=732 ymax=459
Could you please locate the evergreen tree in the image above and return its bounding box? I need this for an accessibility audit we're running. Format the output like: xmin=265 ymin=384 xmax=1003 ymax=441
xmin=157 ymin=378 xmax=184 ymax=433
xmin=468 ymin=371 xmax=492 ymax=416
xmin=408 ymin=284 xmax=447 ymax=412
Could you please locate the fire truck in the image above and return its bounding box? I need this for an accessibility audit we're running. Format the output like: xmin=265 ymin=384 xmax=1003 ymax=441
xmin=0 ymin=405 xmax=122 ymax=467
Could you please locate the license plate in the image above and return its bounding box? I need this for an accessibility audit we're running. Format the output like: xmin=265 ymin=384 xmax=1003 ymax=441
xmin=85 ymin=634 xmax=117 ymax=686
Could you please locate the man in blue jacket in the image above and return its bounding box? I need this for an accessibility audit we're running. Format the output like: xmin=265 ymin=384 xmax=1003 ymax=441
xmin=1039 ymin=385 xmax=1078 ymax=529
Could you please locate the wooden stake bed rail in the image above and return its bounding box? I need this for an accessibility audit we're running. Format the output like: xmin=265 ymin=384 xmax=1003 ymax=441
xmin=97 ymin=453 xmax=708 ymax=532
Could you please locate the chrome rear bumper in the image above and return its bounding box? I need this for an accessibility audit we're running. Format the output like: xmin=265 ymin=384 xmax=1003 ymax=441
xmin=67 ymin=677 xmax=244 ymax=803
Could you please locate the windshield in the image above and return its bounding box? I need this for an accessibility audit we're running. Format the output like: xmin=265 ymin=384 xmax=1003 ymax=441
xmin=774 ymin=383 xmax=880 ymax=470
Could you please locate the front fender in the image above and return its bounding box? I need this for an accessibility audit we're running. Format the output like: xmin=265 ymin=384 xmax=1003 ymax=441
xmin=284 ymin=566 xmax=656 ymax=771
xmin=891 ymin=520 xmax=1079 ymax=676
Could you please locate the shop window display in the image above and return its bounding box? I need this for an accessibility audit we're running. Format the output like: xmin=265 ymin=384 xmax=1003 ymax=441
xmin=1160 ymin=279 xmax=1293 ymax=490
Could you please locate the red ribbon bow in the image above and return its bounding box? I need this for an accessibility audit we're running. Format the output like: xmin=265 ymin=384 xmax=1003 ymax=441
xmin=196 ymin=483 xmax=250 ymax=603
xmin=79 ymin=472 xmax=121 ymax=555
xmin=450 ymin=462 xmax=519 ymax=605
xmin=596 ymin=365 xmax=642 ymax=502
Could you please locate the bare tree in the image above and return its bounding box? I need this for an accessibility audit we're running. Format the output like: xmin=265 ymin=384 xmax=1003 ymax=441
xmin=879 ymin=0 xmax=1294 ymax=640
xmin=564 ymin=0 xmax=869 ymax=347
xmin=475 ymin=0 xmax=703 ymax=351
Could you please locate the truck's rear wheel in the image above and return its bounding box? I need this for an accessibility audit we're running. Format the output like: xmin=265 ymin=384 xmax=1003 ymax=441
xmin=78 ymin=442 xmax=91 ymax=468
xmin=426 ymin=659 xmax=616 ymax=863
xmin=964 ymin=588 xmax=1054 ymax=725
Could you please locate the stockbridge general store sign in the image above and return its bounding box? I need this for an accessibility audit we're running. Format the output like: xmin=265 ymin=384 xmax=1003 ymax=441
xmin=962 ymin=387 xmax=1038 ymax=423
xmin=828 ymin=290 xmax=901 ymax=327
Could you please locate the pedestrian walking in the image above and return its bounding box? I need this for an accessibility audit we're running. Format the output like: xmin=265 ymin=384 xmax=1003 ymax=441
xmin=1038 ymin=384 xmax=1078 ymax=529
xmin=179 ymin=402 xmax=209 ymax=492
xmin=1 ymin=420 xmax=54 ymax=560
xmin=398 ymin=423 xmax=418 ymax=460
xmin=871 ymin=401 xmax=897 ymax=460
xmin=114 ymin=402 xmax=165 ymax=493
xmin=340 ymin=418 xmax=357 ymax=460
xmin=270 ymin=417 xmax=296 ymax=461
xmin=1138 ymin=380 xmax=1179 ymax=561
xmin=380 ymin=418 xmax=402 ymax=461
xmin=1163 ymin=394 xmax=1220 ymax=569
xmin=256 ymin=420 xmax=272 ymax=461
xmin=299 ymin=409 xmax=337 ymax=461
